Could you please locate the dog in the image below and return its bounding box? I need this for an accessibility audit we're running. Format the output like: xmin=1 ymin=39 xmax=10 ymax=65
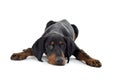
xmin=11 ymin=19 xmax=101 ymax=67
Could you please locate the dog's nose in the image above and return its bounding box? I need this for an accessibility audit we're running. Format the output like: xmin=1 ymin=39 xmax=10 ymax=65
xmin=56 ymin=57 xmax=64 ymax=65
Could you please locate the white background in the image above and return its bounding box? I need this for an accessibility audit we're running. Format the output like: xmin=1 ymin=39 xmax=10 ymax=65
xmin=0 ymin=0 xmax=120 ymax=80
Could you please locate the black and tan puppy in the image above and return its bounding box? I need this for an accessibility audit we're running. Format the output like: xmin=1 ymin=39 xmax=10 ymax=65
xmin=11 ymin=19 xmax=102 ymax=67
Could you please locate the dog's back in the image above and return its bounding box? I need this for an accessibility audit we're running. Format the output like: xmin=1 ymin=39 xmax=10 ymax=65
xmin=43 ymin=19 xmax=76 ymax=40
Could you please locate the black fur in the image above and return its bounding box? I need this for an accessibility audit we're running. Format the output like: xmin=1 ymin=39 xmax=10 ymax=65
xmin=32 ymin=19 xmax=79 ymax=63
xmin=11 ymin=19 xmax=102 ymax=67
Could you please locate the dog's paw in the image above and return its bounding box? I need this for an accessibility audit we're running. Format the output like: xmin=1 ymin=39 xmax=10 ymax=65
xmin=11 ymin=53 xmax=27 ymax=60
xmin=86 ymin=59 xmax=102 ymax=67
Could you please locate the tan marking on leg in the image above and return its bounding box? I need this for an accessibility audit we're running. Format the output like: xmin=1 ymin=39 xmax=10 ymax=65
xmin=11 ymin=48 xmax=33 ymax=60
xmin=76 ymin=49 xmax=102 ymax=67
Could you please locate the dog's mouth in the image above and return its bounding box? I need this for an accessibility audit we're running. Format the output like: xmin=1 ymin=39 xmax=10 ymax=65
xmin=47 ymin=53 xmax=66 ymax=65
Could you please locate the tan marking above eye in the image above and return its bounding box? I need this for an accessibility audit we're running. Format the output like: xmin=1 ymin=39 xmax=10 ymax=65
xmin=50 ymin=41 xmax=54 ymax=45
xmin=59 ymin=41 xmax=63 ymax=45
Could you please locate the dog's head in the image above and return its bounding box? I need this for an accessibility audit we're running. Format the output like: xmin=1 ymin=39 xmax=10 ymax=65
xmin=32 ymin=35 xmax=75 ymax=65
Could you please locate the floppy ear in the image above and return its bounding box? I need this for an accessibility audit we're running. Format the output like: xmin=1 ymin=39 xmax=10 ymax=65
xmin=32 ymin=37 xmax=47 ymax=62
xmin=64 ymin=37 xmax=75 ymax=63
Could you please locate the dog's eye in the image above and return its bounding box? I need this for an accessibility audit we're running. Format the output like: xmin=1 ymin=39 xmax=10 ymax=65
xmin=59 ymin=44 xmax=64 ymax=48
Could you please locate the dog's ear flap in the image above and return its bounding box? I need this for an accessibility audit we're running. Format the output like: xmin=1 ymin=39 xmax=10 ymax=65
xmin=45 ymin=20 xmax=56 ymax=29
xmin=64 ymin=37 xmax=76 ymax=63
xmin=32 ymin=37 xmax=47 ymax=62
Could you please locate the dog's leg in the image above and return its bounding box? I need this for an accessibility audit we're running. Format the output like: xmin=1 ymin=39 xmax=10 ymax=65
xmin=11 ymin=48 xmax=33 ymax=60
xmin=73 ymin=49 xmax=102 ymax=67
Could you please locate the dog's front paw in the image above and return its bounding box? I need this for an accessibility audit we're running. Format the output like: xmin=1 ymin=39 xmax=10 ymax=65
xmin=11 ymin=53 xmax=27 ymax=60
xmin=86 ymin=59 xmax=102 ymax=67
